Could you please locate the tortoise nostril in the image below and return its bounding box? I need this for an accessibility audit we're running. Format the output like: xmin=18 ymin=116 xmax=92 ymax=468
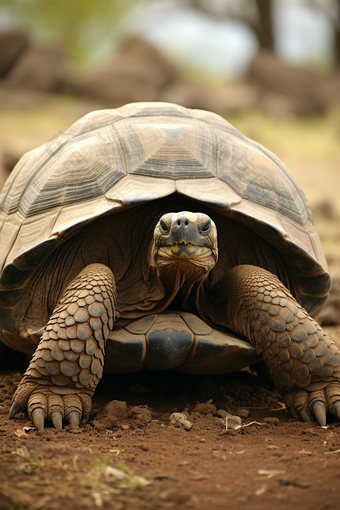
xmin=176 ymin=218 xmax=190 ymax=227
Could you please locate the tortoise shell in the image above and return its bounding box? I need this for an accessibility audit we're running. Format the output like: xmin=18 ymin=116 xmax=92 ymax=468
xmin=0 ymin=102 xmax=330 ymax=370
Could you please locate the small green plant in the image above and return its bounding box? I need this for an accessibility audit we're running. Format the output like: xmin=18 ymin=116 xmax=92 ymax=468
xmin=118 ymin=462 xmax=132 ymax=475
xmin=117 ymin=463 xmax=149 ymax=487
xmin=90 ymin=453 xmax=109 ymax=471
xmin=3 ymin=448 xmax=149 ymax=509
xmin=16 ymin=450 xmax=45 ymax=473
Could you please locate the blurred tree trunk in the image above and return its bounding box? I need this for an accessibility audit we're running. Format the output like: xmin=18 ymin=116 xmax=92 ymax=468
xmin=335 ymin=0 xmax=340 ymax=67
xmin=178 ymin=0 xmax=340 ymax=68
xmin=186 ymin=0 xmax=275 ymax=51
xmin=255 ymin=0 xmax=274 ymax=50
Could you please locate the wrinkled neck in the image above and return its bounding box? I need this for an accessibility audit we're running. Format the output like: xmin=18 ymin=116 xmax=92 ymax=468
xmin=154 ymin=255 xmax=214 ymax=312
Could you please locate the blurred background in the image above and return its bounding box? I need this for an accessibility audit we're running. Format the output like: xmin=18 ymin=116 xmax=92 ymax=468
xmin=0 ymin=0 xmax=339 ymax=323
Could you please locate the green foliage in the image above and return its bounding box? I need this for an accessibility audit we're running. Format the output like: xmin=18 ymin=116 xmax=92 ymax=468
xmin=0 ymin=0 xmax=150 ymax=69
xmin=118 ymin=462 xmax=132 ymax=475
xmin=90 ymin=453 xmax=110 ymax=471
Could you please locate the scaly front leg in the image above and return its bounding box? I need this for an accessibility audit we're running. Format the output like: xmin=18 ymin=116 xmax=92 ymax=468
xmin=208 ymin=264 xmax=340 ymax=425
xmin=9 ymin=263 xmax=116 ymax=430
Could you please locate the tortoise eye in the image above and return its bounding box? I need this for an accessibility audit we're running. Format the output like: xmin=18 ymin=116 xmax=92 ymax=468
xmin=159 ymin=220 xmax=169 ymax=235
xmin=200 ymin=220 xmax=212 ymax=236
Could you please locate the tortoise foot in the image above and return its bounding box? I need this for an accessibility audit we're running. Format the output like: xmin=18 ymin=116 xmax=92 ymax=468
xmin=9 ymin=381 xmax=92 ymax=430
xmin=9 ymin=263 xmax=116 ymax=430
xmin=283 ymin=382 xmax=340 ymax=426
xmin=245 ymin=267 xmax=340 ymax=426
xmin=221 ymin=265 xmax=340 ymax=426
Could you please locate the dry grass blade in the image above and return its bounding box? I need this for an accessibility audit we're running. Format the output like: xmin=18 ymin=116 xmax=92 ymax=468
xmin=258 ymin=469 xmax=286 ymax=478
xmin=0 ymin=444 xmax=149 ymax=510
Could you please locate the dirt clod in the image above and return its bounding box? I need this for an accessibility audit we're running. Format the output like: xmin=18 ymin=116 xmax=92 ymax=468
xmin=92 ymin=399 xmax=129 ymax=429
xmin=191 ymin=400 xmax=217 ymax=415
xmin=130 ymin=405 xmax=152 ymax=425
xmin=169 ymin=412 xmax=192 ymax=430
xmin=263 ymin=417 xmax=280 ymax=424
xmin=226 ymin=413 xmax=242 ymax=429
xmin=236 ymin=408 xmax=250 ymax=419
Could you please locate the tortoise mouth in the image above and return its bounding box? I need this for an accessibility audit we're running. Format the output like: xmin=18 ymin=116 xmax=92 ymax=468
xmin=158 ymin=242 xmax=212 ymax=259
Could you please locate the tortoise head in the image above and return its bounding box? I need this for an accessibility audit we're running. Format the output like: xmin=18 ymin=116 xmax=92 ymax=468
xmin=152 ymin=211 xmax=218 ymax=274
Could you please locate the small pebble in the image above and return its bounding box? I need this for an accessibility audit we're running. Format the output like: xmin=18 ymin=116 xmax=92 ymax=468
xmin=226 ymin=414 xmax=242 ymax=429
xmin=138 ymin=443 xmax=149 ymax=451
xmin=279 ymin=477 xmax=310 ymax=488
xmin=121 ymin=424 xmax=130 ymax=430
xmin=170 ymin=412 xmax=192 ymax=430
xmin=236 ymin=408 xmax=250 ymax=419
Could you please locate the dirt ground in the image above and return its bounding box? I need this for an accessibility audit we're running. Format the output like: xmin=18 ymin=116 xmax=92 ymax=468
xmin=1 ymin=96 xmax=340 ymax=510
xmin=1 ymin=327 xmax=340 ymax=510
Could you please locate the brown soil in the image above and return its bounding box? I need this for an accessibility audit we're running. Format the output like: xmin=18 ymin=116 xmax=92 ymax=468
xmin=1 ymin=326 xmax=340 ymax=510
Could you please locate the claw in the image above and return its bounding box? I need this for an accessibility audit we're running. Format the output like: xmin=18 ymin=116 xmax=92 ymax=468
xmin=288 ymin=407 xmax=301 ymax=421
xmin=51 ymin=411 xmax=63 ymax=430
xmin=299 ymin=409 xmax=313 ymax=422
xmin=32 ymin=408 xmax=45 ymax=430
xmin=68 ymin=411 xmax=80 ymax=427
xmin=312 ymin=400 xmax=327 ymax=427
xmin=8 ymin=400 xmax=23 ymax=419
xmin=331 ymin=401 xmax=340 ymax=421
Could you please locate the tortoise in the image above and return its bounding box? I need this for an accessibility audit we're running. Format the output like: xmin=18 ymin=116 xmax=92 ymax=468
xmin=0 ymin=101 xmax=339 ymax=431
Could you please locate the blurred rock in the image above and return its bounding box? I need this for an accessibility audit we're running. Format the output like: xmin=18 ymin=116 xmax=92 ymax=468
xmin=318 ymin=277 xmax=340 ymax=326
xmin=258 ymin=92 xmax=319 ymax=117
xmin=249 ymin=50 xmax=327 ymax=116
xmin=0 ymin=84 xmax=52 ymax=109
xmin=2 ymin=150 xmax=21 ymax=175
xmin=122 ymin=36 xmax=175 ymax=86
xmin=0 ymin=30 xmax=29 ymax=77
xmin=319 ymin=71 xmax=340 ymax=108
xmin=6 ymin=45 xmax=70 ymax=92
xmin=160 ymin=81 xmax=258 ymax=114
xmin=83 ymin=64 xmax=158 ymax=104
xmin=82 ymin=36 xmax=177 ymax=105
xmin=0 ymin=164 xmax=9 ymax=190
xmin=312 ymin=200 xmax=336 ymax=221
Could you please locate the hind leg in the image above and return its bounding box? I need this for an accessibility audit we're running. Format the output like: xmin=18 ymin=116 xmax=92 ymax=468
xmin=9 ymin=263 xmax=116 ymax=430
